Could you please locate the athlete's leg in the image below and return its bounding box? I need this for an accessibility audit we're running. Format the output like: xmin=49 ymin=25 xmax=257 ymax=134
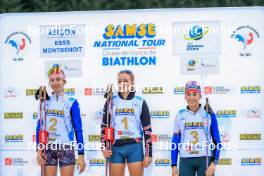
xmin=127 ymin=143 xmax=144 ymax=176
xmin=60 ymin=165 xmax=75 ymax=176
xmin=45 ymin=166 xmax=58 ymax=176
xmin=110 ymin=145 xmax=126 ymax=176
xmin=59 ymin=145 xmax=76 ymax=176
xmin=179 ymin=158 xmax=196 ymax=176
xmin=128 ymin=162 xmax=144 ymax=176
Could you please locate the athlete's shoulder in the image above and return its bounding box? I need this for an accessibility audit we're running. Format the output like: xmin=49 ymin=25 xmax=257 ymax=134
xmin=178 ymin=108 xmax=186 ymax=114
xmin=64 ymin=94 xmax=77 ymax=105
xmin=134 ymin=95 xmax=144 ymax=101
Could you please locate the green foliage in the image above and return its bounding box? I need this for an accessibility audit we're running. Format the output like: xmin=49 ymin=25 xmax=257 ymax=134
xmin=0 ymin=0 xmax=263 ymax=13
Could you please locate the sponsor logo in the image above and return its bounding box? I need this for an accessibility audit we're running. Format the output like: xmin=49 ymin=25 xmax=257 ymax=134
xmin=218 ymin=158 xmax=232 ymax=165
xmin=5 ymin=134 xmax=24 ymax=142
xmin=231 ymin=25 xmax=260 ymax=57
xmin=155 ymin=158 xmax=171 ymax=166
xmin=247 ymin=108 xmax=261 ymax=118
xmin=89 ymin=159 xmax=106 ymax=166
xmin=216 ymin=110 xmax=237 ymax=118
xmin=150 ymin=110 xmax=170 ymax=119
xmin=240 ymin=86 xmax=261 ymax=94
xmin=4 ymin=87 xmax=17 ymax=98
xmin=241 ymin=158 xmax=262 ymax=166
xmin=5 ymin=31 xmax=31 ymax=61
xmin=142 ymin=87 xmax=164 ymax=94
xmin=4 ymin=112 xmax=23 ymax=119
xmin=240 ymin=134 xmax=261 ymax=140
xmin=88 ymin=135 xmax=101 ymax=142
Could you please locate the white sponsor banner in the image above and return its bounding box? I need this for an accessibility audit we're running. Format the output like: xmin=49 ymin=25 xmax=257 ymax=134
xmin=172 ymin=21 xmax=221 ymax=55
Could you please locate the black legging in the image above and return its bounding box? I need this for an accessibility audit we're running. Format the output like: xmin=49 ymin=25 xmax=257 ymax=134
xmin=179 ymin=157 xmax=213 ymax=176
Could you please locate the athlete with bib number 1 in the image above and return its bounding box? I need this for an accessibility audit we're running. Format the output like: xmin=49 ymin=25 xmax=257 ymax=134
xmin=101 ymin=69 xmax=153 ymax=176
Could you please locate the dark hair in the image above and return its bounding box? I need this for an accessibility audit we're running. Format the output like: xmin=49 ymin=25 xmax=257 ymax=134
xmin=118 ymin=69 xmax=134 ymax=83
xmin=118 ymin=69 xmax=135 ymax=92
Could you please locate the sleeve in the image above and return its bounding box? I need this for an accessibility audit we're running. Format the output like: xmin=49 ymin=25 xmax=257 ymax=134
xmin=210 ymin=112 xmax=221 ymax=164
xmin=100 ymin=101 xmax=108 ymax=146
xmin=140 ymin=100 xmax=153 ymax=157
xmin=70 ymin=100 xmax=84 ymax=155
xmin=36 ymin=119 xmax=41 ymax=150
xmin=171 ymin=113 xmax=181 ymax=167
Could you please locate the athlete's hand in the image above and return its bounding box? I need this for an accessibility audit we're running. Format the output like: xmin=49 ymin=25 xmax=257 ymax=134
xmin=172 ymin=166 xmax=179 ymax=176
xmin=206 ymin=162 xmax=216 ymax=176
xmin=35 ymin=88 xmax=50 ymax=101
xmin=77 ymin=155 xmax=86 ymax=174
xmin=37 ymin=150 xmax=47 ymax=166
xmin=143 ymin=156 xmax=152 ymax=167
xmin=103 ymin=149 xmax=112 ymax=158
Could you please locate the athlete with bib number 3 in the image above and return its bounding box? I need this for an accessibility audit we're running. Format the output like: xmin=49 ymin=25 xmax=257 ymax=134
xmin=101 ymin=69 xmax=153 ymax=176
xmin=171 ymin=81 xmax=221 ymax=176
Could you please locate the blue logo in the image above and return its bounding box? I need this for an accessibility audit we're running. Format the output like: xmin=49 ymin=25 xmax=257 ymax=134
xmin=184 ymin=26 xmax=209 ymax=40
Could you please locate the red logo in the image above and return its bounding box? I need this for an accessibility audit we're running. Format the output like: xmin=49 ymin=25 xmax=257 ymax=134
xmin=117 ymin=131 xmax=122 ymax=135
xmin=151 ymin=134 xmax=158 ymax=142
xmin=204 ymin=86 xmax=212 ymax=94
xmin=85 ymin=88 xmax=92 ymax=96
xmin=5 ymin=158 xmax=12 ymax=166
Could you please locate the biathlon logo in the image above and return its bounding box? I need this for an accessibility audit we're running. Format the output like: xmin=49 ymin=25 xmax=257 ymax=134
xmin=94 ymin=23 xmax=165 ymax=66
xmin=231 ymin=25 xmax=260 ymax=57
xmin=150 ymin=110 xmax=170 ymax=119
xmin=241 ymin=158 xmax=262 ymax=166
xmin=247 ymin=108 xmax=261 ymax=118
xmin=5 ymin=31 xmax=31 ymax=61
xmin=174 ymin=86 xmax=185 ymax=95
xmin=155 ymin=159 xmax=171 ymax=166
xmin=4 ymin=112 xmax=23 ymax=119
xmin=240 ymin=133 xmax=261 ymax=140
xmin=142 ymin=87 xmax=164 ymax=94
xmin=216 ymin=110 xmax=237 ymax=118
xmin=218 ymin=158 xmax=232 ymax=165
xmin=4 ymin=87 xmax=17 ymax=98
xmin=89 ymin=159 xmax=106 ymax=166
xmin=184 ymin=25 xmax=209 ymax=41
xmin=5 ymin=134 xmax=24 ymax=143
xmin=240 ymin=86 xmax=261 ymax=94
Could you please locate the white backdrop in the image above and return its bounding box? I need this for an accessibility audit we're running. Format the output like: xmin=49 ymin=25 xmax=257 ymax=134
xmin=0 ymin=7 xmax=264 ymax=176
